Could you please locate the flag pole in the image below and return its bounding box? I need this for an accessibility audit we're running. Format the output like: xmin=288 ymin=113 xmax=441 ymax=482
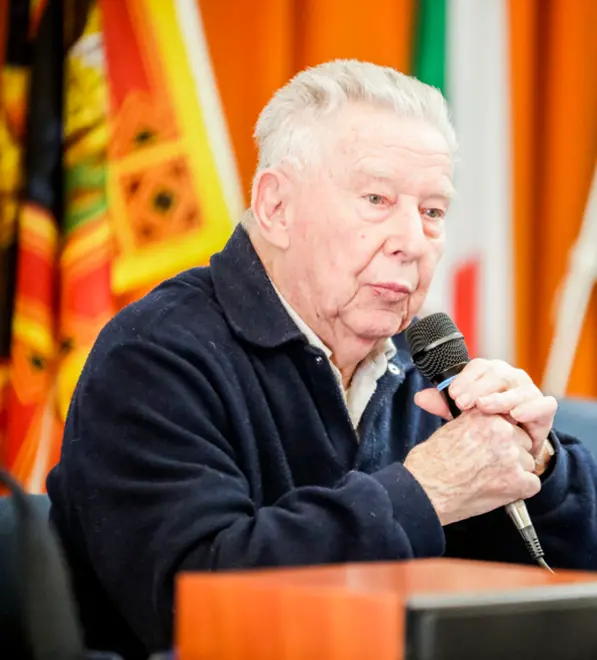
xmin=542 ymin=161 xmax=597 ymax=397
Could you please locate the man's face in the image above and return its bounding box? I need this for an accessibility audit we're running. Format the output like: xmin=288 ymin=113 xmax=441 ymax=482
xmin=275 ymin=103 xmax=453 ymax=347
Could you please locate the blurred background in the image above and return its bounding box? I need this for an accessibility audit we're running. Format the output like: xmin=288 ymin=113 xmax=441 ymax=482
xmin=0 ymin=0 xmax=596 ymax=491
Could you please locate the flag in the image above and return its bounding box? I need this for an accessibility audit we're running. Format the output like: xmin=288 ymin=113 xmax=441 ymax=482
xmin=100 ymin=0 xmax=242 ymax=305
xmin=0 ymin=0 xmax=33 ymax=468
xmin=414 ymin=0 xmax=513 ymax=362
xmin=1 ymin=0 xmax=62 ymax=490
xmin=1 ymin=0 xmax=241 ymax=490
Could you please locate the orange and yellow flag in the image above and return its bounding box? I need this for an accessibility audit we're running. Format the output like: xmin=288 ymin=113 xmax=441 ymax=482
xmin=1 ymin=0 xmax=241 ymax=491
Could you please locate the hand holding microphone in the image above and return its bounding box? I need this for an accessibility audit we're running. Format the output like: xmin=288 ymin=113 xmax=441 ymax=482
xmin=403 ymin=313 xmax=555 ymax=569
xmin=414 ymin=363 xmax=557 ymax=476
xmin=403 ymin=408 xmax=541 ymax=526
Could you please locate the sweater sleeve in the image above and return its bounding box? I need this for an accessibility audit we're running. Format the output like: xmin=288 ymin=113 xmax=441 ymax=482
xmin=444 ymin=430 xmax=597 ymax=570
xmin=57 ymin=334 xmax=444 ymax=651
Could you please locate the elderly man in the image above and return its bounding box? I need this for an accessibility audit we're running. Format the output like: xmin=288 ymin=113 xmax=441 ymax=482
xmin=48 ymin=60 xmax=597 ymax=658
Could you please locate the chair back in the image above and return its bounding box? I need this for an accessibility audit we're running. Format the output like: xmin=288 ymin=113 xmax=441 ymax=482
xmin=0 ymin=470 xmax=85 ymax=660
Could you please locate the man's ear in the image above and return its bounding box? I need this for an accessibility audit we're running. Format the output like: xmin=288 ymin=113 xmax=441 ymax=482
xmin=251 ymin=168 xmax=292 ymax=249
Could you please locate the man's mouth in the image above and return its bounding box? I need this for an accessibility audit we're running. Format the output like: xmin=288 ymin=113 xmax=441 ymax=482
xmin=369 ymin=282 xmax=414 ymax=301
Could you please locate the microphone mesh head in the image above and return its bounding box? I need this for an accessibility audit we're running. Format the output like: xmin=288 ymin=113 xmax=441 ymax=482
xmin=405 ymin=312 xmax=470 ymax=381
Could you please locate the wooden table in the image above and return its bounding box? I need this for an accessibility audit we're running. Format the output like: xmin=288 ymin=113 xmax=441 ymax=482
xmin=176 ymin=558 xmax=597 ymax=660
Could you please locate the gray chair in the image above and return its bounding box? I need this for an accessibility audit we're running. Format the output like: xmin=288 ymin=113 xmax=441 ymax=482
xmin=0 ymin=482 xmax=125 ymax=660
xmin=555 ymin=397 xmax=597 ymax=458
xmin=0 ymin=492 xmax=51 ymax=652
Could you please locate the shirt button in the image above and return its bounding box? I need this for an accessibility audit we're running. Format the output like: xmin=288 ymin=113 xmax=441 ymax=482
xmin=388 ymin=364 xmax=402 ymax=376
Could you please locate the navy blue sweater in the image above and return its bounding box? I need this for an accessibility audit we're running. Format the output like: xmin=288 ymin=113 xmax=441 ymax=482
xmin=47 ymin=226 xmax=597 ymax=658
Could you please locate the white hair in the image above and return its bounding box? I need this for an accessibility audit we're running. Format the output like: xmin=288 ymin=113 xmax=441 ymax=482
xmin=244 ymin=59 xmax=457 ymax=226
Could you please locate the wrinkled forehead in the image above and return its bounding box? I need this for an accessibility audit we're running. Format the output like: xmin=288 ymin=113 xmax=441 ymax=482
xmin=313 ymin=104 xmax=453 ymax=192
xmin=325 ymin=103 xmax=451 ymax=159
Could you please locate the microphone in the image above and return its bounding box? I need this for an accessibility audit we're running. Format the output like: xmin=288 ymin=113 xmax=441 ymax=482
xmin=405 ymin=312 xmax=552 ymax=572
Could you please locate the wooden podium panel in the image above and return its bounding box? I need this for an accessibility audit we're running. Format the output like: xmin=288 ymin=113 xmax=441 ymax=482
xmin=176 ymin=559 xmax=597 ymax=660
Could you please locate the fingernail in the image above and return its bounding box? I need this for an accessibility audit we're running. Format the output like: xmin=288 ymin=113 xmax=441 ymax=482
xmin=457 ymin=394 xmax=472 ymax=408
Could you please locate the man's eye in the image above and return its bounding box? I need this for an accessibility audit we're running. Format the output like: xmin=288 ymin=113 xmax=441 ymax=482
xmin=366 ymin=194 xmax=387 ymax=206
xmin=422 ymin=208 xmax=445 ymax=220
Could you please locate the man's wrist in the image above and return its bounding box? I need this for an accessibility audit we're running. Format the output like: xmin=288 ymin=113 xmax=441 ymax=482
xmin=535 ymin=436 xmax=556 ymax=476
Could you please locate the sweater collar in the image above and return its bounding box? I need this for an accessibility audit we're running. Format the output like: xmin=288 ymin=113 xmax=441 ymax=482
xmin=210 ymin=225 xmax=303 ymax=349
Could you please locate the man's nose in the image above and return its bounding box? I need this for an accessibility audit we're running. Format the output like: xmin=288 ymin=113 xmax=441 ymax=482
xmin=383 ymin=205 xmax=428 ymax=260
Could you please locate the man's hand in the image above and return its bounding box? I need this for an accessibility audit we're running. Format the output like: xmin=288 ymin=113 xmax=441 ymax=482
xmin=413 ymin=358 xmax=557 ymax=462
xmin=404 ymin=409 xmax=541 ymax=526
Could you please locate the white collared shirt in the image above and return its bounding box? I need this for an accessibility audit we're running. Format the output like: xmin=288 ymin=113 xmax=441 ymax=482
xmin=272 ymin=285 xmax=397 ymax=430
